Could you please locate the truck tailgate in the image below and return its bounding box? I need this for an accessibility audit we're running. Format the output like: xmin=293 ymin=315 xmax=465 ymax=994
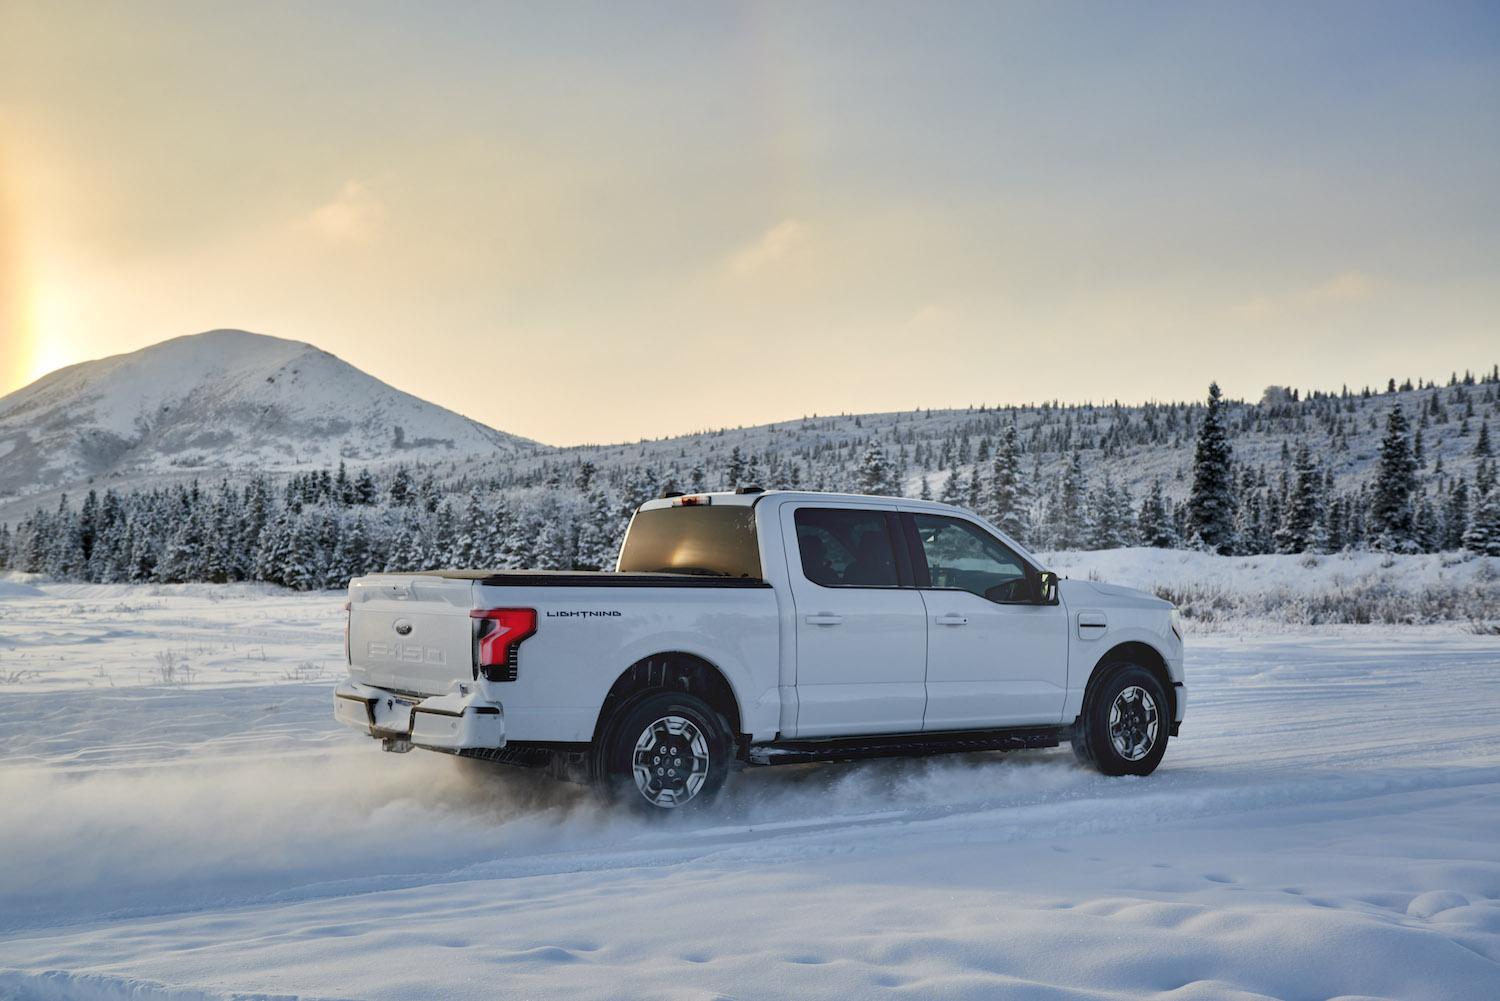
xmin=348 ymin=575 xmax=474 ymax=695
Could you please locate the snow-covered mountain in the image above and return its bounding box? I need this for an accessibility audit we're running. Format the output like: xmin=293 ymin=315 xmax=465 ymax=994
xmin=0 ymin=330 xmax=532 ymax=499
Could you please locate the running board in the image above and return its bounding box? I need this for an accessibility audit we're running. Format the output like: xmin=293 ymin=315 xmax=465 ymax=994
xmin=747 ymin=726 xmax=1066 ymax=766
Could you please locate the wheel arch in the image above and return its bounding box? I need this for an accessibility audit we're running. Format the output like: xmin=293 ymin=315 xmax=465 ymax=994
xmin=591 ymin=651 xmax=744 ymax=745
xmin=1080 ymin=641 xmax=1176 ymax=723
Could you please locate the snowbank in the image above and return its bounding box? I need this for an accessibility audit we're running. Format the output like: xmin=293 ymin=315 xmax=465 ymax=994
xmin=1043 ymin=548 xmax=1499 ymax=628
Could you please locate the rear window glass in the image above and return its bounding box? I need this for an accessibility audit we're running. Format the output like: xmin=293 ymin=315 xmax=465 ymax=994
xmin=617 ymin=506 xmax=763 ymax=579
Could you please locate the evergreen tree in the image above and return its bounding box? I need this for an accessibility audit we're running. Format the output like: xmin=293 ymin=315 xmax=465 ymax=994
xmin=725 ymin=446 xmax=746 ymax=489
xmin=1370 ymin=404 xmax=1419 ymax=551
xmin=938 ymin=469 xmax=965 ymax=506
xmin=1051 ymin=451 xmax=1089 ymax=549
xmin=1463 ymin=488 xmax=1500 ymax=556
xmin=389 ymin=466 xmax=414 ymax=507
xmin=157 ymin=507 xmax=209 ymax=583
xmin=1443 ymin=479 xmax=1471 ymax=550
xmin=1187 ymin=382 xmax=1236 ymax=553
xmin=353 ymin=468 xmax=378 ymax=505
xmin=255 ymin=510 xmax=295 ymax=584
xmin=856 ymin=440 xmax=895 ymax=495
xmin=575 ymin=488 xmax=620 ymax=570
xmin=384 ymin=509 xmax=427 ymax=572
xmin=532 ymin=513 xmax=574 ymax=570
xmin=454 ymin=490 xmax=489 ymax=567
xmin=282 ymin=511 xmax=327 ymax=590
xmin=1086 ymin=476 xmax=1133 ymax=550
xmin=1414 ymin=491 xmax=1439 ymax=553
xmin=1137 ymin=479 xmax=1176 ymax=548
xmin=987 ymin=424 xmax=1026 ymax=538
xmin=1274 ymin=443 xmax=1322 ymax=553
xmin=328 ymin=514 xmax=372 ymax=587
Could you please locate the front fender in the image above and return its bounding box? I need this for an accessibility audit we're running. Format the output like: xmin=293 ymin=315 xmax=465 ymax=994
xmin=1061 ymin=604 xmax=1182 ymax=723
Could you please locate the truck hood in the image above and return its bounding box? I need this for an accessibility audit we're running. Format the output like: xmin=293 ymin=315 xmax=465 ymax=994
xmin=1058 ymin=578 xmax=1172 ymax=611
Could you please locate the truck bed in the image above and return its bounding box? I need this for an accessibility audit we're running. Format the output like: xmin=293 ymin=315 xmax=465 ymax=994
xmin=409 ymin=569 xmax=770 ymax=588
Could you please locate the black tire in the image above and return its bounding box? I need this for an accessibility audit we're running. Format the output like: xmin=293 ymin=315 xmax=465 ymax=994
xmin=594 ymin=691 xmax=733 ymax=813
xmin=1071 ymin=662 xmax=1170 ymax=777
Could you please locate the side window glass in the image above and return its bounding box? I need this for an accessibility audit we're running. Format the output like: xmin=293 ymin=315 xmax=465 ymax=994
xmin=794 ymin=508 xmax=900 ymax=587
xmin=912 ymin=514 xmax=1029 ymax=601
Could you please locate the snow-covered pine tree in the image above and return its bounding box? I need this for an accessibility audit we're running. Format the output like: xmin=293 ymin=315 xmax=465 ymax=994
xmin=383 ymin=508 xmax=427 ymax=573
xmin=857 ymin=440 xmax=894 ymax=495
xmin=1414 ymin=491 xmax=1440 ymax=553
xmin=425 ymin=501 xmax=458 ymax=567
xmin=454 ymin=489 xmax=489 ymax=567
xmin=157 ymin=506 xmax=209 ymax=583
xmin=1274 ymin=442 xmax=1322 ymax=553
xmin=724 ymin=446 xmax=746 ymax=489
xmin=354 ymin=468 xmax=378 ymax=505
xmin=255 ymin=510 xmax=294 ymax=584
xmin=281 ymin=511 xmax=327 ymax=590
xmin=1462 ymin=487 xmax=1500 ymax=556
xmin=1186 ymin=382 xmax=1236 ymax=554
xmin=532 ymin=511 xmax=574 ymax=570
xmin=1086 ymin=476 xmax=1134 ymax=549
xmin=1443 ymin=479 xmax=1471 ymax=550
xmin=987 ymin=424 xmax=1027 ymax=539
xmin=575 ymin=487 xmax=620 ymax=570
xmin=1137 ymin=478 xmax=1177 ymax=548
xmin=1478 ymin=458 xmax=1496 ymax=498
xmin=1051 ymin=450 xmax=1088 ymax=549
xmin=329 ymin=514 xmax=373 ymax=587
xmin=388 ymin=466 xmax=414 ymax=507
xmin=938 ymin=469 xmax=965 ymax=506
xmin=1370 ymin=404 xmax=1419 ymax=551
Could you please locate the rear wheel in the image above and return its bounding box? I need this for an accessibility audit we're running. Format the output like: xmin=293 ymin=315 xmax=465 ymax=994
xmin=596 ymin=691 xmax=733 ymax=812
xmin=1071 ymin=663 xmax=1170 ymax=776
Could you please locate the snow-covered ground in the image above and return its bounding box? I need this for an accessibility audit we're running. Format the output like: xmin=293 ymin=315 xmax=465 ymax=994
xmin=1 ymin=561 xmax=1498 ymax=1000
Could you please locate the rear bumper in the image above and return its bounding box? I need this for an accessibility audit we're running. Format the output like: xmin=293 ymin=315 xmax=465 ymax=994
xmin=334 ymin=679 xmax=506 ymax=751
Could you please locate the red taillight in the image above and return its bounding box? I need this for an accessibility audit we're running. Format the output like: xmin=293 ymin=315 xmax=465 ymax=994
xmin=676 ymin=495 xmax=711 ymax=506
xmin=343 ymin=600 xmax=352 ymax=665
xmin=470 ymin=608 xmax=537 ymax=683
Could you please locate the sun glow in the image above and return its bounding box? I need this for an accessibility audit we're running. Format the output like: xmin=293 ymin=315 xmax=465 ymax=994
xmin=23 ymin=279 xmax=82 ymax=385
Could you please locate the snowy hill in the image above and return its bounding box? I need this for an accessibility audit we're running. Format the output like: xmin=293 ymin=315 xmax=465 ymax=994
xmin=0 ymin=330 xmax=532 ymax=499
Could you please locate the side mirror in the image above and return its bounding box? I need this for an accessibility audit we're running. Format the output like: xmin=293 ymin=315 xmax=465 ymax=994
xmin=1036 ymin=570 xmax=1059 ymax=605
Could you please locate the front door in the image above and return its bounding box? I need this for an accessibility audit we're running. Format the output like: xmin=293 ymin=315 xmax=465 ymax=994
xmin=904 ymin=512 xmax=1068 ymax=730
xmin=782 ymin=504 xmax=928 ymax=738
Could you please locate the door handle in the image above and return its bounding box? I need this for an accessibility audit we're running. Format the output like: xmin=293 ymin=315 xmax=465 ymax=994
xmin=804 ymin=613 xmax=844 ymax=626
xmin=934 ymin=613 xmax=968 ymax=626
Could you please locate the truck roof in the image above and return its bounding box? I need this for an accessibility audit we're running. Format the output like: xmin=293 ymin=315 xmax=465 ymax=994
xmin=635 ymin=489 xmax=974 ymax=514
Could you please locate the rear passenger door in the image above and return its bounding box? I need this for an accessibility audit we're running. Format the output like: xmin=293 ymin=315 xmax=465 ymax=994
xmin=780 ymin=503 xmax=928 ymax=738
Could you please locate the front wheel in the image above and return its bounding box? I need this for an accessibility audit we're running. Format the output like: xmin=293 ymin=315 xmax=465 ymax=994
xmin=1071 ymin=663 xmax=1170 ymax=776
xmin=596 ymin=691 xmax=733 ymax=812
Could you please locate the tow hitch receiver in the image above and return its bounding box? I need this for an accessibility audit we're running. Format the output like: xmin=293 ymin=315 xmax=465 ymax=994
xmin=382 ymin=737 xmax=413 ymax=753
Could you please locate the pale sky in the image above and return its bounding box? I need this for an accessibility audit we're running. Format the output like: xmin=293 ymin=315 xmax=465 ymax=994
xmin=1 ymin=2 xmax=1497 ymax=445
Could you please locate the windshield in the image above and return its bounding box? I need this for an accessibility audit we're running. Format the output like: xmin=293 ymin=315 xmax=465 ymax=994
xmin=617 ymin=505 xmax=763 ymax=579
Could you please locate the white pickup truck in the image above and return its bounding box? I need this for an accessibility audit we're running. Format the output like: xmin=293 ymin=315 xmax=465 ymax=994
xmin=336 ymin=489 xmax=1185 ymax=810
